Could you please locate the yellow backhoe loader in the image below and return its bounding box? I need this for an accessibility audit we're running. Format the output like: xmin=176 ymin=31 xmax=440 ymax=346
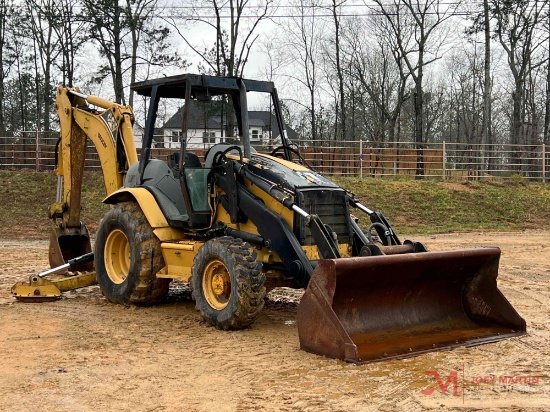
xmin=14 ymin=74 xmax=525 ymax=363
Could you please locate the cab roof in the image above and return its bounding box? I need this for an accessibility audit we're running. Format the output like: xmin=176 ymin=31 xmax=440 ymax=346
xmin=131 ymin=73 xmax=276 ymax=99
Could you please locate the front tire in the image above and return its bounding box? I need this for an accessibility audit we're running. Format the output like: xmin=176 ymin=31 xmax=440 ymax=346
xmin=191 ymin=237 xmax=265 ymax=329
xmin=95 ymin=201 xmax=170 ymax=305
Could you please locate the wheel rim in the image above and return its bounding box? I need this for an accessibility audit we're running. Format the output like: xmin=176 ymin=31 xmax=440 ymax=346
xmin=104 ymin=229 xmax=130 ymax=284
xmin=203 ymin=259 xmax=231 ymax=310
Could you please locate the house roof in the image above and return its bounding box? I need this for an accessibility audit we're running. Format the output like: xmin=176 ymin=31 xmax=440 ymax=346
xmin=248 ymin=111 xmax=299 ymax=140
xmin=132 ymin=122 xmax=163 ymax=144
xmin=162 ymin=105 xmax=299 ymax=140
xmin=163 ymin=100 xmax=223 ymax=130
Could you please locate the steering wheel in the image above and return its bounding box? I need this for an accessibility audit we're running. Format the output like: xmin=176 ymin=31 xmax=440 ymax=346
xmin=269 ymin=145 xmax=312 ymax=169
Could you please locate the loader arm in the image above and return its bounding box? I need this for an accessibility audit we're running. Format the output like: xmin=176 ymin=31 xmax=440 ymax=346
xmin=212 ymin=155 xmax=349 ymax=287
xmin=209 ymin=147 xmax=526 ymax=364
xmin=49 ymin=87 xmax=138 ymax=268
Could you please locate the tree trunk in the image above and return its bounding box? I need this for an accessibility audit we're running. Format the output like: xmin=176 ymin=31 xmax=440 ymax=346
xmin=332 ymin=0 xmax=346 ymax=142
xmin=544 ymin=13 xmax=550 ymax=145
xmin=17 ymin=62 xmax=25 ymax=132
xmin=544 ymin=64 xmax=550 ymax=145
xmin=510 ymin=83 xmax=523 ymax=146
xmin=129 ymin=29 xmax=138 ymax=107
xmin=114 ymin=6 xmax=124 ymax=105
xmin=43 ymin=60 xmax=51 ymax=131
xmin=0 ymin=2 xmax=4 ymax=134
xmin=310 ymin=87 xmax=317 ymax=143
xmin=127 ymin=0 xmax=138 ymax=107
xmin=481 ymin=0 xmax=491 ymax=177
xmin=414 ymin=74 xmax=424 ymax=177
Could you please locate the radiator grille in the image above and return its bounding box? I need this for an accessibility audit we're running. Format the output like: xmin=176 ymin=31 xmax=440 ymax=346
xmin=295 ymin=189 xmax=352 ymax=246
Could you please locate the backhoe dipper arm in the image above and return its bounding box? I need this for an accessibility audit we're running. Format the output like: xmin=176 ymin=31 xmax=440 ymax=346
xmin=54 ymin=87 xmax=138 ymax=209
xmin=49 ymin=86 xmax=138 ymax=268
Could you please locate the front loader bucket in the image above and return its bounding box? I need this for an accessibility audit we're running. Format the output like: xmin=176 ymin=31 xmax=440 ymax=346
xmin=48 ymin=224 xmax=93 ymax=271
xmin=297 ymin=248 xmax=526 ymax=363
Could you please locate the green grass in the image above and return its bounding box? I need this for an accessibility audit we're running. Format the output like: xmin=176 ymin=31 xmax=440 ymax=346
xmin=0 ymin=170 xmax=109 ymax=239
xmin=1 ymin=170 xmax=549 ymax=239
xmin=333 ymin=176 xmax=550 ymax=234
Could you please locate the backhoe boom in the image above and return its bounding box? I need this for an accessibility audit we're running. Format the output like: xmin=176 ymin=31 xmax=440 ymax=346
xmin=49 ymin=87 xmax=138 ymax=269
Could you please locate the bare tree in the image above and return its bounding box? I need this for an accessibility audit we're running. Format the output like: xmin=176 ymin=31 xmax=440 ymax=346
xmin=481 ymin=0 xmax=492 ymax=175
xmin=82 ymin=0 xmax=125 ymax=103
xmin=344 ymin=15 xmax=410 ymax=144
xmin=490 ymin=0 xmax=548 ymax=148
xmin=0 ymin=0 xmax=16 ymax=133
xmin=125 ymin=0 xmax=182 ymax=107
xmin=467 ymin=0 xmax=494 ymax=175
xmin=326 ymin=0 xmax=347 ymax=141
xmin=370 ymin=0 xmax=459 ymax=176
xmin=83 ymin=0 xmax=176 ymax=104
xmin=444 ymin=46 xmax=484 ymax=145
xmin=12 ymin=14 xmax=36 ymax=133
xmin=171 ymin=0 xmax=273 ymax=77
xmin=52 ymin=0 xmax=88 ymax=87
xmin=26 ymin=0 xmax=63 ymax=131
xmin=276 ymin=0 xmax=326 ymax=143
xmin=543 ymin=8 xmax=550 ymax=146
xmin=168 ymin=0 xmax=272 ymax=141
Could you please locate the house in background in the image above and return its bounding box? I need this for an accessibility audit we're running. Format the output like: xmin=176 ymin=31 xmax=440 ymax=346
xmin=132 ymin=122 xmax=144 ymax=148
xmin=132 ymin=122 xmax=164 ymax=149
xmin=160 ymin=102 xmax=298 ymax=149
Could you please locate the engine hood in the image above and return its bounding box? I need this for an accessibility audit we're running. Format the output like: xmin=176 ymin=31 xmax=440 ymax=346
xmin=246 ymin=153 xmax=341 ymax=193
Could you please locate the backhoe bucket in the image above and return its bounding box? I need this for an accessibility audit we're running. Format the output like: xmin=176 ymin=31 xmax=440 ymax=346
xmin=297 ymin=248 xmax=526 ymax=363
xmin=48 ymin=224 xmax=93 ymax=271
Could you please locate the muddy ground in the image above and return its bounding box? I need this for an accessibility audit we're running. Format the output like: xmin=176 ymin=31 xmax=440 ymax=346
xmin=0 ymin=231 xmax=548 ymax=411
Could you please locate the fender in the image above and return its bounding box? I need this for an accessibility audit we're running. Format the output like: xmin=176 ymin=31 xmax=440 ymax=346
xmin=103 ymin=187 xmax=185 ymax=241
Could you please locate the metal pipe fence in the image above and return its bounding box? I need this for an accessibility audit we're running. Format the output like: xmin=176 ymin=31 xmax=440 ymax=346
xmin=0 ymin=133 xmax=548 ymax=182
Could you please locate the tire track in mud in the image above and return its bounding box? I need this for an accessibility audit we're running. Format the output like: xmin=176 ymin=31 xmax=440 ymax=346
xmin=1 ymin=233 xmax=549 ymax=411
xmin=412 ymin=232 xmax=550 ymax=410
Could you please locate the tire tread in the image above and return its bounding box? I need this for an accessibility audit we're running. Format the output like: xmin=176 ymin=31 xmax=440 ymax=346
xmin=191 ymin=236 xmax=265 ymax=330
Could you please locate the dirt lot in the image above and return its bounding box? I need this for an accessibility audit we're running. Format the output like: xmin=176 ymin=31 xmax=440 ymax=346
xmin=0 ymin=231 xmax=548 ymax=411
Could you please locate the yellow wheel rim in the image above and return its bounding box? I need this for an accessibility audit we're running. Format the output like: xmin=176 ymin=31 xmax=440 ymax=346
xmin=104 ymin=229 xmax=131 ymax=284
xmin=203 ymin=259 xmax=231 ymax=310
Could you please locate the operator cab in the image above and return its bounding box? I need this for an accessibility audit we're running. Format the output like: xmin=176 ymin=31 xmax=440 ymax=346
xmin=129 ymin=74 xmax=291 ymax=230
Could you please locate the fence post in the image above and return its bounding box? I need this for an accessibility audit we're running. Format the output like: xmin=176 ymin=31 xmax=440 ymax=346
xmin=359 ymin=139 xmax=363 ymax=178
xmin=35 ymin=130 xmax=40 ymax=171
xmin=442 ymin=141 xmax=446 ymax=181
xmin=543 ymin=143 xmax=546 ymax=183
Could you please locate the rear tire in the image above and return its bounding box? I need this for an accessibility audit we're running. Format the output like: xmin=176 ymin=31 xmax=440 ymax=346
xmin=95 ymin=201 xmax=170 ymax=305
xmin=191 ymin=237 xmax=265 ymax=329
